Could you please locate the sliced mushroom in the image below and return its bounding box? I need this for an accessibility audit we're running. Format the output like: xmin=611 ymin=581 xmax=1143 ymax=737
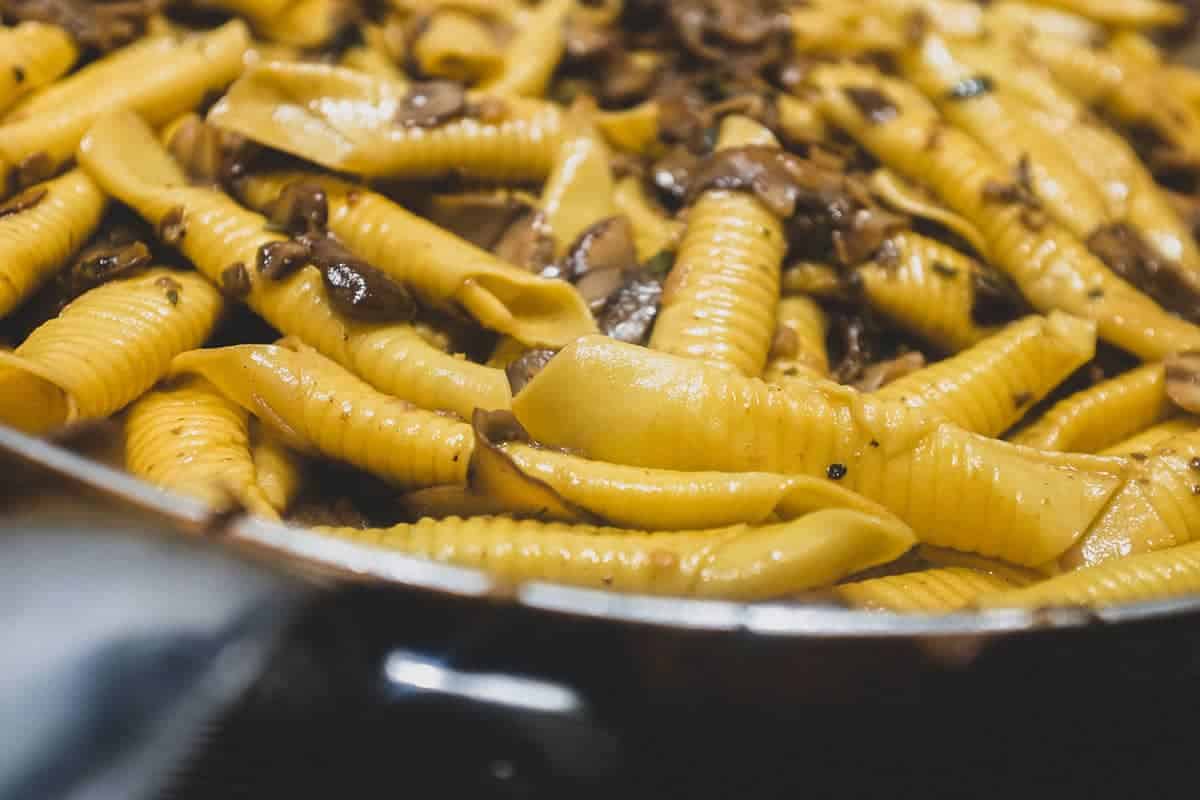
xmin=61 ymin=226 xmax=152 ymax=296
xmin=650 ymin=146 xmax=701 ymax=206
xmin=596 ymin=269 xmax=664 ymax=344
xmin=266 ymin=180 xmax=328 ymax=237
xmin=493 ymin=209 xmax=556 ymax=273
xmin=685 ymin=145 xmax=803 ymax=218
xmin=0 ymin=186 xmax=46 ymax=219
xmin=505 ymin=348 xmax=558 ymax=395
xmin=970 ymin=264 xmax=1029 ymax=327
xmin=167 ymin=116 xmax=260 ymax=187
xmin=561 ymin=215 xmax=638 ymax=282
xmin=1166 ymin=351 xmax=1200 ymax=414
xmin=423 ymin=192 xmax=535 ymax=250
xmin=1087 ymin=222 xmax=1200 ymax=323
xmin=843 ymin=87 xmax=899 ymax=125
xmin=256 ymin=239 xmax=310 ymax=281
xmin=304 ymin=234 xmax=417 ymax=323
xmin=0 ymin=0 xmax=161 ymax=53
xmin=395 ymin=80 xmax=468 ymax=128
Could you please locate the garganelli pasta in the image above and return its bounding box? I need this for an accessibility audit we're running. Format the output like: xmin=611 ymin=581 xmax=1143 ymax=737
xmin=1 ymin=0 xmax=1200 ymax=608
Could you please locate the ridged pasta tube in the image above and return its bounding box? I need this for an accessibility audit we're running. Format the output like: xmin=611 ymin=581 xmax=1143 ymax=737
xmin=874 ymin=313 xmax=1096 ymax=437
xmin=1060 ymin=430 xmax=1200 ymax=568
xmin=0 ymin=268 xmax=223 ymax=433
xmin=513 ymin=336 xmax=1126 ymax=566
xmin=1099 ymin=417 xmax=1198 ymax=457
xmin=1011 ymin=364 xmax=1170 ymax=452
xmin=0 ymin=21 xmax=248 ymax=178
xmin=982 ymin=2 xmax=1104 ymax=45
xmin=1017 ymin=0 xmax=1183 ymax=27
xmin=125 ymin=376 xmax=280 ymax=519
xmin=978 ymin=540 xmax=1200 ymax=609
xmin=900 ymin=34 xmax=1110 ymax=241
xmin=0 ymin=22 xmax=77 ymax=116
xmin=1027 ymin=36 xmax=1200 ymax=167
xmin=596 ymin=102 xmax=663 ymax=156
xmin=239 ymin=172 xmax=596 ymax=348
xmin=481 ymin=0 xmax=572 ymax=98
xmin=951 ymin=40 xmax=1200 ymax=273
xmin=78 ymin=112 xmax=511 ymax=417
xmin=249 ymin=0 xmax=350 ymax=48
xmin=207 ymin=61 xmax=565 ymax=180
xmin=315 ymin=510 xmax=916 ymax=600
xmin=0 ymin=170 xmax=106 ymax=319
xmin=811 ymin=63 xmax=1200 ymax=361
xmin=496 ymin=442 xmax=893 ymax=530
xmin=868 ymin=170 xmax=987 ymax=257
xmin=649 ymin=116 xmax=786 ymax=377
xmin=412 ymin=9 xmax=504 ymax=83
xmin=764 ymin=296 xmax=829 ymax=383
xmin=836 ymin=567 xmax=1027 ymax=612
xmin=250 ymin=421 xmax=304 ymax=514
xmin=171 ymin=340 xmax=472 ymax=489
xmin=858 ymin=232 xmax=995 ymax=352
xmin=612 ymin=176 xmax=682 ymax=261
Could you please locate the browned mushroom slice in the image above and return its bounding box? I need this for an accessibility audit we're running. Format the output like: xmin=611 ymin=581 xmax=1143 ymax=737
xmin=264 ymin=180 xmax=328 ymax=237
xmin=1 ymin=0 xmax=161 ymax=53
xmin=303 ymin=234 xmax=417 ymax=323
xmin=596 ymin=269 xmax=663 ymax=344
xmin=493 ymin=209 xmax=556 ymax=274
xmin=61 ymin=226 xmax=152 ymax=296
xmin=650 ymin=146 xmax=700 ymax=205
xmin=685 ymin=145 xmax=803 ymax=218
xmin=394 ymin=80 xmax=468 ymax=128
xmin=1087 ymin=222 xmax=1200 ymax=324
xmin=1165 ymin=351 xmax=1200 ymax=414
xmin=167 ymin=115 xmax=260 ymax=187
xmin=255 ymin=239 xmax=311 ymax=281
xmin=505 ymin=348 xmax=558 ymax=395
xmin=423 ymin=192 xmax=536 ymax=251
xmin=561 ymin=215 xmax=638 ymax=281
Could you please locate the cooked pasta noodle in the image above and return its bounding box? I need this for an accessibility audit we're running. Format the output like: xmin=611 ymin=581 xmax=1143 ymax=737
xmin=836 ymin=567 xmax=1026 ymax=613
xmin=0 ymin=23 xmax=77 ymax=116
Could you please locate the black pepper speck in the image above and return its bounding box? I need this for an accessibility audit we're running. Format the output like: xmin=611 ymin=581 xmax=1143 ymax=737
xmin=827 ymin=463 xmax=848 ymax=480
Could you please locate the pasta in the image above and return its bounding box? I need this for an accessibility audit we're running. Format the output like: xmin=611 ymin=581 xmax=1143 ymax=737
xmin=207 ymin=61 xmax=565 ymax=180
xmin=316 ymin=509 xmax=916 ymax=600
xmin=0 ymin=171 xmax=107 ymax=318
xmin=125 ymin=376 xmax=281 ymax=519
xmin=78 ymin=111 xmax=512 ymax=418
xmin=2 ymin=0 xmax=1200 ymax=607
xmin=236 ymin=172 xmax=596 ymax=347
xmin=0 ymin=23 xmax=77 ymax=116
xmin=511 ymin=336 xmax=1125 ymax=566
xmin=1011 ymin=364 xmax=1171 ymax=453
xmin=170 ymin=339 xmax=473 ymax=489
xmin=649 ymin=116 xmax=786 ymax=377
xmin=0 ymin=21 xmax=249 ymax=185
xmin=811 ymin=63 xmax=1200 ymax=361
xmin=0 ymin=269 xmax=223 ymax=433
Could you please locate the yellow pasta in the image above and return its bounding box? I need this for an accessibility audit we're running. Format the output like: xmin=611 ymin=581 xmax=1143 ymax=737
xmin=900 ymin=34 xmax=1110 ymax=241
xmin=596 ymin=102 xmax=663 ymax=156
xmin=340 ymin=44 xmax=407 ymax=83
xmin=411 ymin=9 xmax=504 ymax=83
xmin=867 ymin=169 xmax=988 ymax=257
xmin=250 ymin=421 xmax=304 ymax=514
xmin=612 ymin=176 xmax=682 ymax=261
xmin=1027 ymin=36 xmax=1200 ymax=167
xmin=1012 ymin=364 xmax=1170 ymax=453
xmin=238 ymin=172 xmax=596 ymax=348
xmin=874 ymin=312 xmax=1095 ymax=437
xmin=316 ymin=509 xmax=916 ymax=600
xmin=764 ymin=296 xmax=829 ymax=383
xmin=125 ymin=376 xmax=280 ymax=519
xmin=0 ymin=170 xmax=106 ymax=319
xmin=0 ymin=268 xmax=223 ymax=433
xmin=776 ymin=95 xmax=829 ymax=145
xmin=836 ymin=567 xmax=1026 ymax=612
xmin=494 ymin=442 xmax=895 ymax=530
xmin=1099 ymin=418 xmax=1199 ymax=457
xmin=171 ymin=340 xmax=473 ymax=489
xmin=649 ymin=115 xmax=786 ymax=377
xmin=979 ymin=540 xmax=1200 ymax=609
xmin=512 ymin=335 xmax=1126 ymax=566
xmin=207 ymin=61 xmax=564 ymax=180
xmin=0 ymin=21 xmax=248 ymax=181
xmin=790 ymin=3 xmax=906 ymax=56
xmin=857 ymin=232 xmax=996 ymax=352
xmin=539 ymin=121 xmax=618 ymax=255
xmin=1018 ymin=0 xmax=1184 ymax=27
xmin=0 ymin=22 xmax=77 ymax=116
xmin=811 ymin=62 xmax=1200 ymax=361
xmin=253 ymin=0 xmax=350 ymax=48
xmin=982 ymin=1 xmax=1104 ymax=44
xmin=481 ymin=0 xmax=572 ymax=98
xmin=78 ymin=112 xmax=511 ymax=417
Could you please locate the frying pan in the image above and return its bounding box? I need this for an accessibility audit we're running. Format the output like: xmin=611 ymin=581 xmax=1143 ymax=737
xmin=6 ymin=416 xmax=1200 ymax=715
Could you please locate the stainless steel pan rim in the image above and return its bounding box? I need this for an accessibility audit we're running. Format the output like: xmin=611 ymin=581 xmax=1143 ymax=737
xmin=7 ymin=422 xmax=1200 ymax=640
